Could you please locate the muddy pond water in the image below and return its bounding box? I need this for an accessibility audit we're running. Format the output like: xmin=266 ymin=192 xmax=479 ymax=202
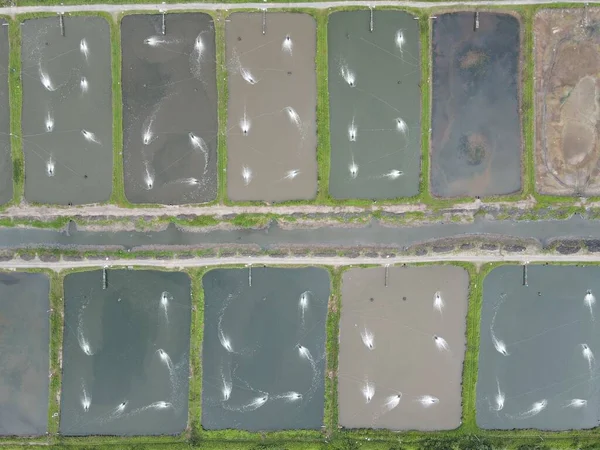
xmin=0 ymin=20 xmax=11 ymax=206
xmin=201 ymin=267 xmax=329 ymax=430
xmin=328 ymin=11 xmax=421 ymax=200
xmin=122 ymin=14 xmax=218 ymax=205
xmin=21 ymin=16 xmax=113 ymax=205
xmin=338 ymin=266 xmax=468 ymax=430
xmin=478 ymin=265 xmax=600 ymax=430
xmin=0 ymin=272 xmax=49 ymax=436
xmin=431 ymin=12 xmax=522 ymax=198
xmin=60 ymin=269 xmax=191 ymax=435
xmin=226 ymin=13 xmax=318 ymax=202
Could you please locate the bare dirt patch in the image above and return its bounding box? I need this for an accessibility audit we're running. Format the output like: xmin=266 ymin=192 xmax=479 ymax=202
xmin=535 ymin=9 xmax=600 ymax=195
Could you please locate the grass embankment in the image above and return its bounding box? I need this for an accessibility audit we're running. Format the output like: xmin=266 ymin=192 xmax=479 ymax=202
xmin=8 ymin=19 xmax=23 ymax=207
xmin=108 ymin=13 xmax=128 ymax=207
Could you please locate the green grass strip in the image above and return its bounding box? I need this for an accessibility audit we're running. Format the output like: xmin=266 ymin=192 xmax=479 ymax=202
xmin=215 ymin=12 xmax=228 ymax=204
xmin=109 ymin=14 xmax=128 ymax=206
xmin=315 ymin=11 xmax=331 ymax=203
xmin=8 ymin=19 xmax=23 ymax=206
xmin=189 ymin=267 xmax=206 ymax=443
xmin=324 ymin=267 xmax=342 ymax=436
xmin=48 ymin=271 xmax=64 ymax=438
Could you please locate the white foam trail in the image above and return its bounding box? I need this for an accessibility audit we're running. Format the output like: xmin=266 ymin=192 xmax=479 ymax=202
xmin=348 ymin=117 xmax=357 ymax=142
xmin=77 ymin=304 xmax=93 ymax=356
xmin=395 ymin=30 xmax=405 ymax=52
xmin=160 ymin=291 xmax=171 ymax=323
xmin=519 ymin=399 xmax=547 ymax=418
xmin=274 ymin=391 xmax=302 ymax=402
xmin=224 ymin=394 xmax=269 ymax=412
xmin=46 ymin=157 xmax=55 ymax=177
xmin=218 ymin=308 xmax=233 ymax=353
xmin=157 ymin=348 xmax=173 ymax=371
xmin=81 ymin=129 xmax=101 ymax=145
xmin=240 ymin=109 xmax=251 ymax=135
xmin=382 ymin=170 xmax=403 ymax=180
xmin=284 ymin=106 xmax=302 ymax=131
xmin=490 ymin=307 xmax=509 ymax=355
xmin=81 ymin=382 xmax=91 ymax=412
xmin=39 ymin=67 xmax=55 ymax=91
xmin=298 ymin=344 xmax=314 ymax=363
xmin=493 ymin=378 xmax=505 ymax=411
xmin=112 ymin=401 xmax=128 ymax=417
xmin=585 ymin=290 xmax=595 ymax=320
xmin=181 ymin=177 xmax=201 ymax=186
xmin=362 ymin=379 xmax=375 ymax=403
xmin=283 ymin=169 xmax=300 ymax=181
xmin=565 ymin=398 xmax=587 ymax=408
xmin=492 ymin=335 xmax=509 ymax=356
xmin=144 ymin=162 xmax=154 ymax=190
xmin=188 ymin=132 xmax=209 ymax=174
xmin=299 ymin=291 xmax=310 ymax=326
xmin=349 ymin=158 xmax=359 ymax=179
xmin=144 ymin=36 xmax=170 ymax=47
xmin=240 ymin=67 xmax=257 ymax=85
xmin=242 ymin=166 xmax=252 ymax=186
xmin=297 ymin=344 xmax=321 ymax=404
xmin=433 ymin=291 xmax=444 ymax=314
xmin=396 ymin=117 xmax=408 ymax=134
xmin=417 ymin=395 xmax=439 ymax=407
xmin=383 ymin=393 xmax=402 ymax=412
xmin=147 ymin=401 xmax=172 ymax=410
xmin=194 ymin=34 xmax=204 ymax=56
xmin=282 ymin=35 xmax=293 ymax=54
xmin=142 ymin=118 xmax=155 ymax=145
xmin=433 ymin=335 xmax=450 ymax=352
xmin=221 ymin=368 xmax=232 ymax=401
xmin=80 ymin=77 xmax=88 ymax=93
xmin=582 ymin=343 xmax=595 ymax=372
xmin=360 ymin=327 xmax=375 ymax=350
xmin=340 ymin=64 xmax=356 ymax=87
xmin=45 ymin=112 xmax=54 ymax=132
xmin=80 ymin=38 xmax=89 ymax=61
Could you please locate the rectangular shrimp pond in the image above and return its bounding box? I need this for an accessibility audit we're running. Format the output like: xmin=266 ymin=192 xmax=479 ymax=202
xmin=0 ymin=272 xmax=49 ymax=436
xmin=430 ymin=12 xmax=522 ymax=198
xmin=477 ymin=264 xmax=600 ymax=430
xmin=59 ymin=269 xmax=191 ymax=436
xmin=338 ymin=266 xmax=468 ymax=430
xmin=0 ymin=20 xmax=11 ymax=206
xmin=121 ymin=13 xmax=218 ymax=205
xmin=534 ymin=9 xmax=600 ymax=196
xmin=201 ymin=267 xmax=330 ymax=430
xmin=328 ymin=11 xmax=421 ymax=200
xmin=21 ymin=16 xmax=113 ymax=205
xmin=225 ymin=13 xmax=318 ymax=202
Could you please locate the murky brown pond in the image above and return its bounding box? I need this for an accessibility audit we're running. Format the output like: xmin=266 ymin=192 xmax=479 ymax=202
xmin=338 ymin=266 xmax=468 ymax=430
xmin=0 ymin=272 xmax=49 ymax=436
xmin=431 ymin=12 xmax=522 ymax=198
xmin=535 ymin=9 xmax=600 ymax=195
xmin=226 ymin=13 xmax=318 ymax=202
xmin=0 ymin=20 xmax=11 ymax=206
xmin=21 ymin=16 xmax=113 ymax=205
xmin=122 ymin=14 xmax=218 ymax=205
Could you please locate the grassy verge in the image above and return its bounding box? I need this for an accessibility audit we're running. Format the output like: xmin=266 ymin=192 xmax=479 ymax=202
xmin=324 ymin=266 xmax=341 ymax=436
xmin=8 ymin=18 xmax=23 ymax=207
xmin=188 ymin=267 xmax=206 ymax=443
xmin=109 ymin=14 xmax=128 ymax=207
xmin=315 ymin=10 xmax=331 ymax=203
xmin=215 ymin=11 xmax=228 ymax=204
xmin=48 ymin=271 xmax=64 ymax=438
